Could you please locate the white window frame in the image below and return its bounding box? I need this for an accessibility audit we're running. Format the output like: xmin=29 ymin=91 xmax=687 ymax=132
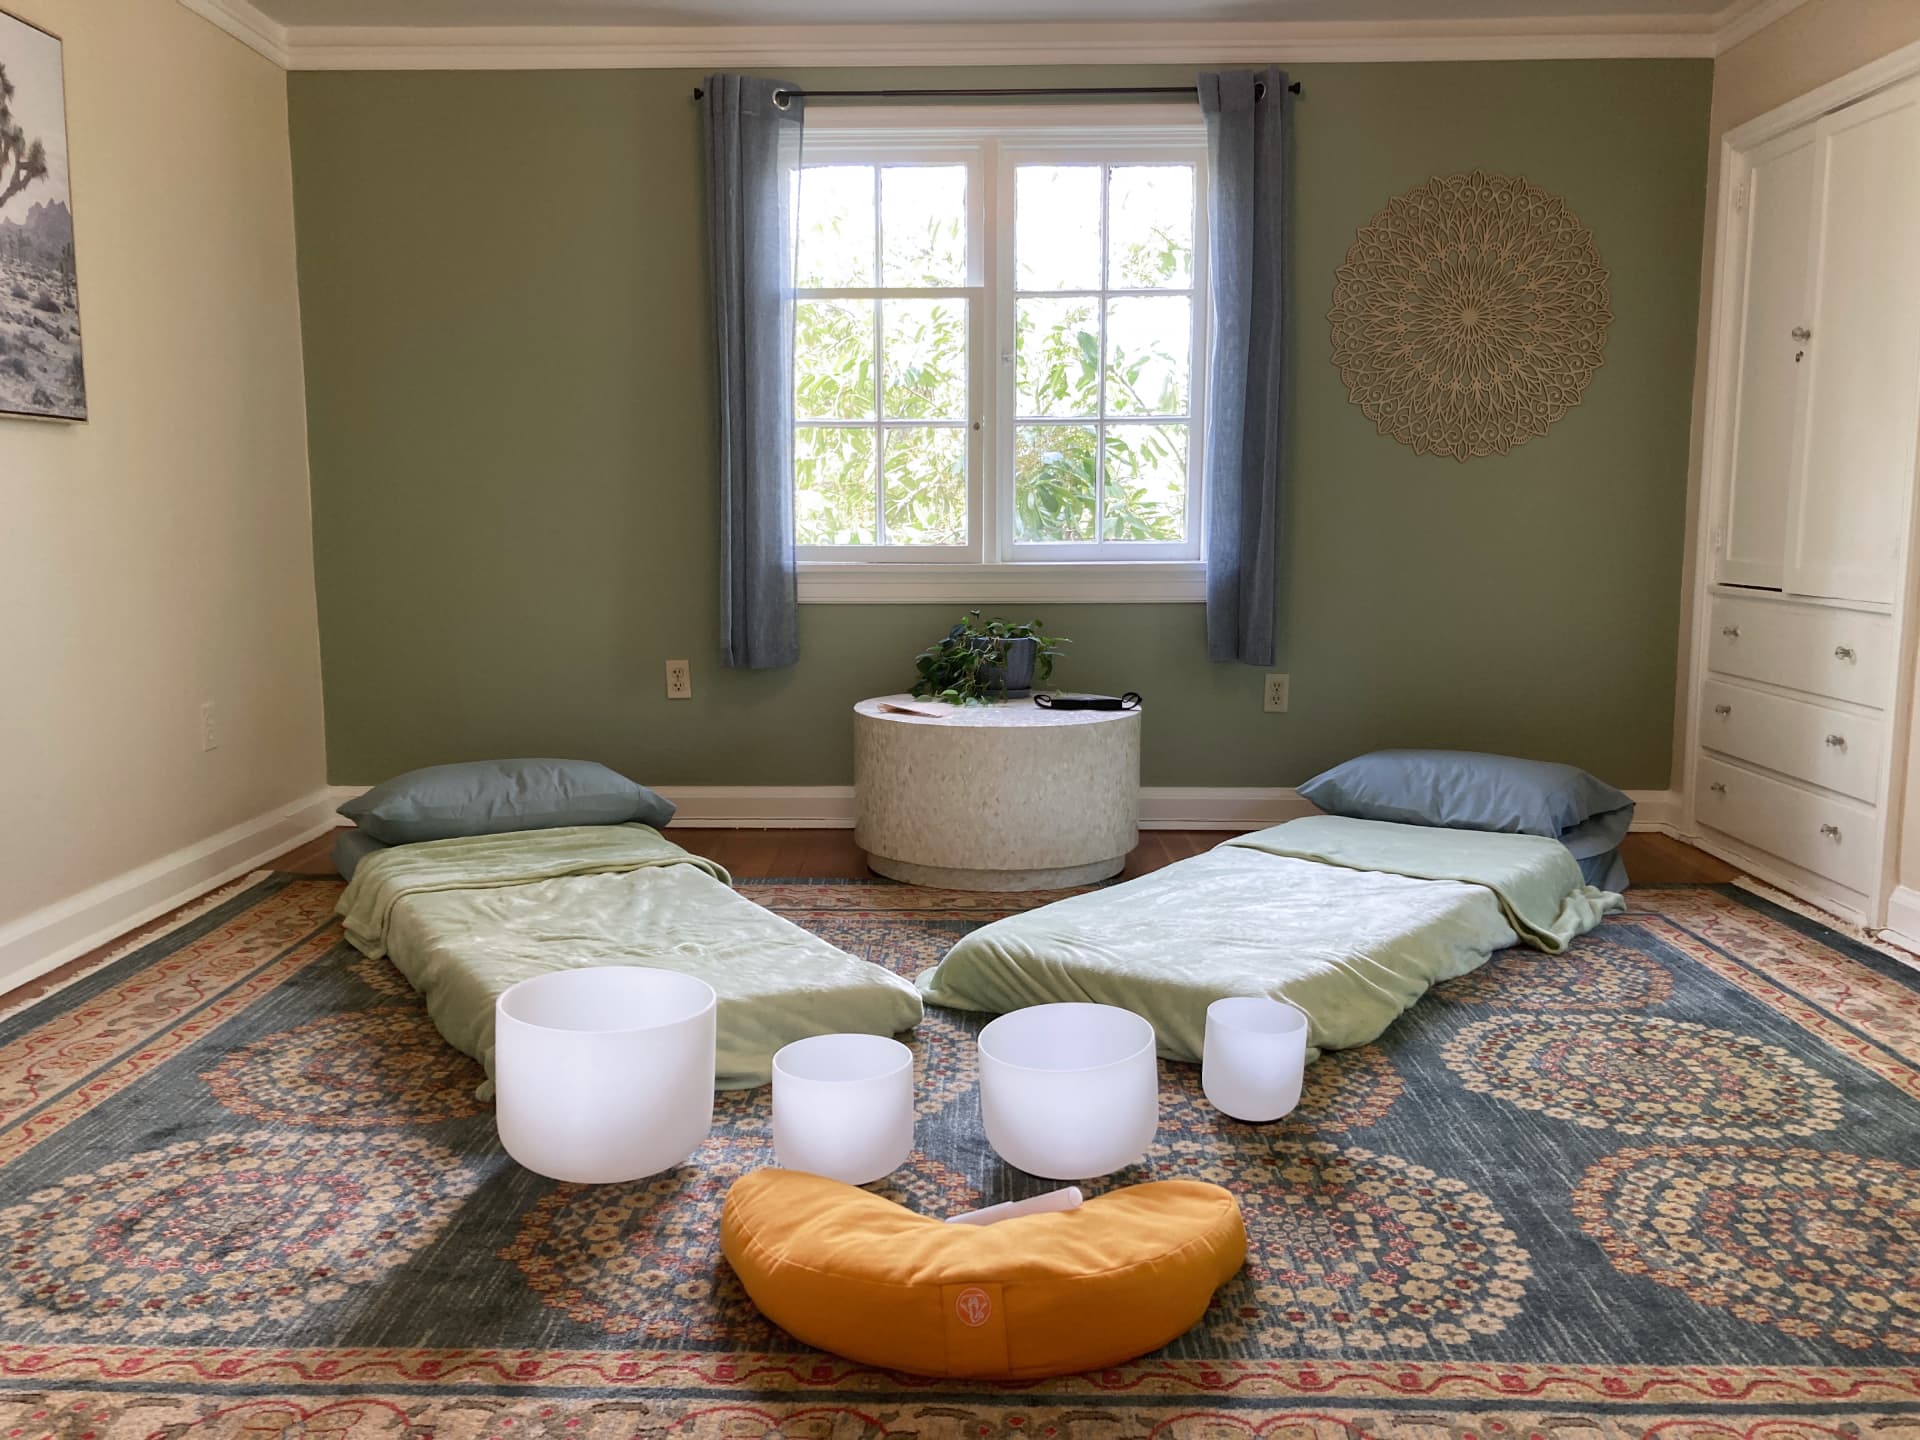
xmin=794 ymin=106 xmax=1209 ymax=604
xmin=791 ymin=141 xmax=987 ymax=566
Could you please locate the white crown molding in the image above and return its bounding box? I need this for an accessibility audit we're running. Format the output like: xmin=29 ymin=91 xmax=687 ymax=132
xmin=0 ymin=787 xmax=340 ymax=1000
xmin=174 ymin=0 xmax=291 ymax=66
xmin=168 ymin=9 xmax=1738 ymax=71
xmin=274 ymin=18 xmax=1723 ymax=69
xmin=1711 ymin=0 xmax=1813 ymax=55
xmin=174 ymin=0 xmax=1825 ymax=71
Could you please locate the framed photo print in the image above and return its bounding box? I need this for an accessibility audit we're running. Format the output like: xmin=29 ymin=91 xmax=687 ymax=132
xmin=0 ymin=8 xmax=83 ymax=422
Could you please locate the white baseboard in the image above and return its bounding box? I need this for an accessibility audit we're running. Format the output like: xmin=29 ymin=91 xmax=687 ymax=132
xmin=1625 ymin=789 xmax=1684 ymax=836
xmin=1884 ymin=885 xmax=1920 ymax=955
xmin=655 ymin=785 xmax=1317 ymax=830
xmin=655 ymin=786 xmax=859 ymax=829
xmin=1135 ymin=787 xmax=1315 ymax=830
xmin=0 ymin=788 xmax=343 ymax=1000
xmin=647 ymin=784 xmax=1680 ymax=832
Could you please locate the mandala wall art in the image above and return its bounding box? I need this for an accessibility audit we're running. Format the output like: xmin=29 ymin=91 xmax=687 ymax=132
xmin=1329 ymin=171 xmax=1611 ymax=461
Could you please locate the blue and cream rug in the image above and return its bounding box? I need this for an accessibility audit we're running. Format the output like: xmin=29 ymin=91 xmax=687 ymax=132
xmin=0 ymin=873 xmax=1914 ymax=1437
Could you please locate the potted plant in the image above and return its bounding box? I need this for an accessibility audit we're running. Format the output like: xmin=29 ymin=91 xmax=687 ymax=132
xmin=911 ymin=611 xmax=1067 ymax=704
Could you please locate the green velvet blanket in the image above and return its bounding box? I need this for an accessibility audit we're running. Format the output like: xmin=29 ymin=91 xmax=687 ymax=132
xmin=916 ymin=817 xmax=1622 ymax=1065
xmin=336 ymin=825 xmax=924 ymax=1093
xmin=338 ymin=824 xmax=727 ymax=957
xmin=1222 ymin=815 xmax=1620 ymax=952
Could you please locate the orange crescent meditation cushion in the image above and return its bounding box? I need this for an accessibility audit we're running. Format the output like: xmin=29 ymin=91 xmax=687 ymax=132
xmin=720 ymin=1169 xmax=1246 ymax=1379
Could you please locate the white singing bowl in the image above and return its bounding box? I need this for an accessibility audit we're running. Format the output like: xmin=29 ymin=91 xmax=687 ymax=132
xmin=1202 ymin=995 xmax=1309 ymax=1123
xmin=772 ymin=1032 xmax=916 ymax=1186
xmin=495 ymin=966 xmax=717 ymax=1184
xmin=977 ymin=1002 xmax=1159 ymax=1179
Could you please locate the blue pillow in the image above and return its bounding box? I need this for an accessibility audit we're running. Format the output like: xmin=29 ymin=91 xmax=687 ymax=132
xmin=331 ymin=826 xmax=389 ymax=880
xmin=1298 ymin=749 xmax=1634 ymax=857
xmin=338 ymin=758 xmax=675 ymax=845
xmin=1574 ymin=847 xmax=1629 ymax=892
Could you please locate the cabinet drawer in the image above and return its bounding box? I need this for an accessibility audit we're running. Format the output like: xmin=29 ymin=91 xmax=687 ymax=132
xmin=1705 ymin=595 xmax=1892 ymax=706
xmin=1699 ymin=679 xmax=1885 ymax=802
xmin=1695 ymin=754 xmax=1877 ymax=893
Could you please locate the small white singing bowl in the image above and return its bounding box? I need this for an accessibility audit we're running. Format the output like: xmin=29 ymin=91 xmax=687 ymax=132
xmin=977 ymin=1002 xmax=1159 ymax=1180
xmin=494 ymin=966 xmax=718 ymax=1184
xmin=1202 ymin=996 xmax=1310 ymax=1123
xmin=772 ymin=1032 xmax=916 ymax=1186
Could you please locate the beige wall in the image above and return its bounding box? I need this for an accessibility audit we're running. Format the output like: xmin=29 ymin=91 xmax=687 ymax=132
xmin=1713 ymin=0 xmax=1920 ymax=134
xmin=1673 ymin=0 xmax=1920 ymax=894
xmin=0 ymin=0 xmax=323 ymax=929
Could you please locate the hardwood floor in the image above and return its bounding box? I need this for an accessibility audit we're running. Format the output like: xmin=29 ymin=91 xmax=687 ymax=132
xmin=273 ymin=825 xmax=1730 ymax=885
xmin=264 ymin=825 xmax=1231 ymax=882
xmin=1617 ymin=831 xmax=1740 ymax=885
xmin=13 ymin=825 xmax=1735 ymax=1013
xmin=681 ymin=827 xmax=1237 ymax=882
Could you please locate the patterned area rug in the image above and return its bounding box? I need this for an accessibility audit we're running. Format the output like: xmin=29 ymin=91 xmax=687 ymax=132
xmin=0 ymin=873 xmax=1915 ymax=1438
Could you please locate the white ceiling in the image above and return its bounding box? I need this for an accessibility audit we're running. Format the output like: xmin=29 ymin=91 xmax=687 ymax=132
xmin=249 ymin=0 xmax=1729 ymax=24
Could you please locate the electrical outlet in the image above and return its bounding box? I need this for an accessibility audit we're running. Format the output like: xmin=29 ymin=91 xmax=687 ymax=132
xmin=665 ymin=660 xmax=693 ymax=700
xmin=1262 ymin=674 xmax=1289 ymax=714
xmin=200 ymin=700 xmax=219 ymax=751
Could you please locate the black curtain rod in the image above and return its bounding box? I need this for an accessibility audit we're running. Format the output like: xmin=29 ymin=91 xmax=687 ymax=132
xmin=690 ymin=81 xmax=1300 ymax=103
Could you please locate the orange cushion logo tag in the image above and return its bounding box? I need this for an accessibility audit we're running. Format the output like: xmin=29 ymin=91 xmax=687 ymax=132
xmin=954 ymin=1286 xmax=993 ymax=1327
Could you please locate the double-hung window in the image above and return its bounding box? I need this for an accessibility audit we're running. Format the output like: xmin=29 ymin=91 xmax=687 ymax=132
xmin=791 ymin=107 xmax=1209 ymax=602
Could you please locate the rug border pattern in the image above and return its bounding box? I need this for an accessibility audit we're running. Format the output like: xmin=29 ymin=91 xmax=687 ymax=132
xmin=0 ymin=1346 xmax=1915 ymax=1403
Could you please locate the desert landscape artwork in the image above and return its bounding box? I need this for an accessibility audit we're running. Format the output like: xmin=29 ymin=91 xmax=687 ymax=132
xmin=0 ymin=8 xmax=82 ymax=422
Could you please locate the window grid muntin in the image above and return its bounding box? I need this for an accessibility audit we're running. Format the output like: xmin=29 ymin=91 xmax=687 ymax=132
xmin=1095 ymin=162 xmax=1110 ymax=540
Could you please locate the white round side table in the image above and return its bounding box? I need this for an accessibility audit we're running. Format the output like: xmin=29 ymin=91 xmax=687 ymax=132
xmin=853 ymin=694 xmax=1141 ymax=891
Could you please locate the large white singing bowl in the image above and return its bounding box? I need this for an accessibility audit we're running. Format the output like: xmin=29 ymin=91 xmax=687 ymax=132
xmin=772 ymin=1033 xmax=915 ymax=1186
xmin=978 ymin=1002 xmax=1159 ymax=1179
xmin=495 ymin=966 xmax=718 ymax=1184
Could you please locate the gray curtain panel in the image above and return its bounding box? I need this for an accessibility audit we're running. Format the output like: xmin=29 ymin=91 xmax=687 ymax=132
xmin=1198 ymin=67 xmax=1292 ymax=666
xmin=703 ymin=75 xmax=805 ymax=669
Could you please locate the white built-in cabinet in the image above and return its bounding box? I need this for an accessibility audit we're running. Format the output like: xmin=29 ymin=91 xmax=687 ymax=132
xmin=1690 ymin=70 xmax=1920 ymax=925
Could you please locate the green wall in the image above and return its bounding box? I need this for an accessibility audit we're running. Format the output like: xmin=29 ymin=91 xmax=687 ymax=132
xmin=288 ymin=60 xmax=1710 ymax=789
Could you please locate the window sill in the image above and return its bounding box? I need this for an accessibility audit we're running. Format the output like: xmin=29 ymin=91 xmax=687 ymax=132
xmin=797 ymin=561 xmax=1206 ymax=605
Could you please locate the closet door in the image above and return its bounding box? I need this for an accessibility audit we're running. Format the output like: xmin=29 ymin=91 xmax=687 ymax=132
xmin=1716 ymin=130 xmax=1816 ymax=590
xmin=1786 ymin=79 xmax=1920 ymax=605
